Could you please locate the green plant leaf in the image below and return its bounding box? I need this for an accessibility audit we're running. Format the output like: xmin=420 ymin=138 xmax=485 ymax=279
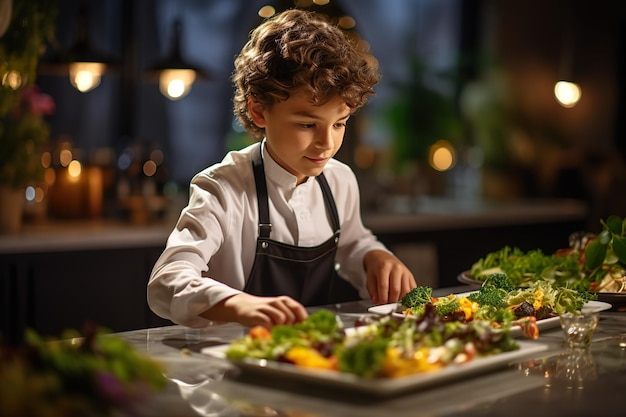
xmin=605 ymin=215 xmax=624 ymax=236
xmin=599 ymin=229 xmax=612 ymax=244
xmin=585 ymin=231 xmax=610 ymax=269
xmin=612 ymin=236 xmax=626 ymax=265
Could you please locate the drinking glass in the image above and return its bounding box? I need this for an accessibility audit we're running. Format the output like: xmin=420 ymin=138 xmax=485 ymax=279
xmin=559 ymin=311 xmax=599 ymax=350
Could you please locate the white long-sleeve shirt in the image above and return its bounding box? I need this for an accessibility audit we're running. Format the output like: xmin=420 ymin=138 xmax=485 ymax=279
xmin=147 ymin=141 xmax=388 ymax=327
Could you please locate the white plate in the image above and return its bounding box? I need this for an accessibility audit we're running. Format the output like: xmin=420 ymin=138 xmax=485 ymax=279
xmin=367 ymin=293 xmax=612 ymax=338
xmin=201 ymin=340 xmax=548 ymax=396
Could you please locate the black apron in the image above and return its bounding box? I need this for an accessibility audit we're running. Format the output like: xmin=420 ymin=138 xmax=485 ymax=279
xmin=243 ymin=145 xmax=361 ymax=306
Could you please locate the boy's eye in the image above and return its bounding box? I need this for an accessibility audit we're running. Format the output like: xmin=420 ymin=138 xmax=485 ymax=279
xmin=300 ymin=123 xmax=315 ymax=129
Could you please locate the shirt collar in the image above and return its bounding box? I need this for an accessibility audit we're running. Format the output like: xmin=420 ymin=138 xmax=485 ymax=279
xmin=261 ymin=139 xmax=311 ymax=190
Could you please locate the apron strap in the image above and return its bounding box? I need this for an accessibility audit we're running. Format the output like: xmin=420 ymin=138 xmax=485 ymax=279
xmin=315 ymin=174 xmax=340 ymax=233
xmin=252 ymin=144 xmax=272 ymax=239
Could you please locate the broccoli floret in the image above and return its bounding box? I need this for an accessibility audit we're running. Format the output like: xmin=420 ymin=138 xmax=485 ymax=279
xmin=434 ymin=295 xmax=461 ymax=316
xmin=467 ymin=286 xmax=508 ymax=309
xmin=400 ymin=286 xmax=433 ymax=308
xmin=482 ymin=273 xmax=515 ymax=292
xmin=298 ymin=309 xmax=339 ymax=334
xmin=271 ymin=324 xmax=301 ymax=344
xmin=409 ymin=304 xmax=427 ymax=317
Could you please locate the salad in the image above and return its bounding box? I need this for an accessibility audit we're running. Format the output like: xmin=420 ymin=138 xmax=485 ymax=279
xmin=225 ymin=309 xmax=519 ymax=379
xmin=469 ymin=215 xmax=626 ymax=293
xmin=399 ymin=273 xmax=595 ymax=339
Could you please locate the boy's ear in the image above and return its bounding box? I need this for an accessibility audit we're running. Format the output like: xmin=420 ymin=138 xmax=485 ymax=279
xmin=247 ymin=97 xmax=266 ymax=128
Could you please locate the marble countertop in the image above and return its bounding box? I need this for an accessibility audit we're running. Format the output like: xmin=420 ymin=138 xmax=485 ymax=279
xmin=114 ymin=287 xmax=626 ymax=417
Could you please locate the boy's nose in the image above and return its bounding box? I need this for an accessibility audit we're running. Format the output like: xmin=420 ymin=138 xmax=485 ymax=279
xmin=315 ymin=129 xmax=335 ymax=150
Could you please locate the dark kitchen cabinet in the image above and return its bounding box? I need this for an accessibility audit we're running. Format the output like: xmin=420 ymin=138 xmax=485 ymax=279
xmin=1 ymin=225 xmax=173 ymax=343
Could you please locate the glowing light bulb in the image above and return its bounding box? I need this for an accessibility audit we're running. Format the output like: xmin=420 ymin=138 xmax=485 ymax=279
xmin=554 ymin=80 xmax=582 ymax=108
xmin=159 ymin=69 xmax=196 ymax=100
xmin=69 ymin=62 xmax=105 ymax=92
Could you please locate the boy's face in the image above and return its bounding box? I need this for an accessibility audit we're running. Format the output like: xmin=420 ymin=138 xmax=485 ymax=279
xmin=249 ymin=89 xmax=351 ymax=185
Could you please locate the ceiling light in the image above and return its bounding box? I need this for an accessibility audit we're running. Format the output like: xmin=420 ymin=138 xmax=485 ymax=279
xmin=555 ymin=15 xmax=581 ymax=108
xmin=39 ymin=3 xmax=115 ymax=93
xmin=554 ymin=80 xmax=582 ymax=108
xmin=146 ymin=19 xmax=207 ymax=101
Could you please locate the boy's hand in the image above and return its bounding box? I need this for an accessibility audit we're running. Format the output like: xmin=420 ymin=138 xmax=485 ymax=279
xmin=204 ymin=293 xmax=309 ymax=328
xmin=364 ymin=250 xmax=416 ymax=305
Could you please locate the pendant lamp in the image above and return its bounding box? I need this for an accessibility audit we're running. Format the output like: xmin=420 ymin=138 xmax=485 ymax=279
xmin=146 ymin=19 xmax=207 ymax=101
xmin=554 ymin=13 xmax=581 ymax=108
xmin=40 ymin=2 xmax=116 ymax=93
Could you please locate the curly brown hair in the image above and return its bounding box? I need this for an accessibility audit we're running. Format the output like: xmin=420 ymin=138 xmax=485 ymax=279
xmin=232 ymin=9 xmax=381 ymax=139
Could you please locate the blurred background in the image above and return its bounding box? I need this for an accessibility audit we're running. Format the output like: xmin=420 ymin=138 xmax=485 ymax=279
xmin=20 ymin=0 xmax=626 ymax=226
xmin=2 ymin=0 xmax=626 ymax=337
xmin=2 ymin=0 xmax=626 ymax=227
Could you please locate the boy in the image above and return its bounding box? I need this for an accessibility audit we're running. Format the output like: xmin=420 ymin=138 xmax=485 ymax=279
xmin=148 ymin=9 xmax=416 ymax=329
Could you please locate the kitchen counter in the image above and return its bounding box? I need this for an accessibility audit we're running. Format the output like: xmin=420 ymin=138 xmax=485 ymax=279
xmin=113 ymin=287 xmax=626 ymax=417
xmin=0 ymin=197 xmax=587 ymax=254
xmin=362 ymin=196 xmax=588 ymax=233
xmin=0 ymin=219 xmax=173 ymax=254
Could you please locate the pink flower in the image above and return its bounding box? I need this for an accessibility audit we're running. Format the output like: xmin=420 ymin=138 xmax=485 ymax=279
xmin=21 ymin=85 xmax=55 ymax=116
xmin=94 ymin=371 xmax=133 ymax=406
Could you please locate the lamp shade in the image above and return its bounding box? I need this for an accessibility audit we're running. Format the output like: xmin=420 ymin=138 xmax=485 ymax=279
xmin=38 ymin=2 xmax=116 ymax=92
xmin=145 ymin=19 xmax=207 ymax=100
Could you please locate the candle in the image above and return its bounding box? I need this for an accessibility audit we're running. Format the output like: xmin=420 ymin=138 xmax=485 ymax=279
xmin=85 ymin=166 xmax=103 ymax=218
xmin=47 ymin=162 xmax=103 ymax=219
xmin=48 ymin=164 xmax=84 ymax=218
